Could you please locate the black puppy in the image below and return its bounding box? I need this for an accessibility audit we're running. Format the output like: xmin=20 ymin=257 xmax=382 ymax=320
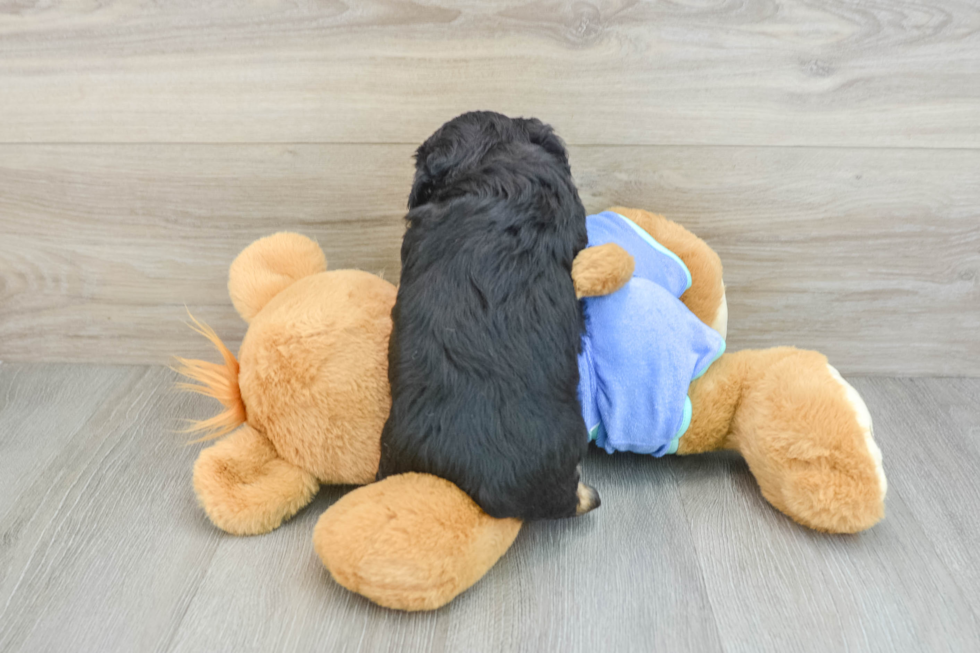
xmin=377 ymin=111 xmax=599 ymax=520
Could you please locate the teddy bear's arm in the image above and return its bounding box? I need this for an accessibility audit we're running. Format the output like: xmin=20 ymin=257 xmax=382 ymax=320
xmin=571 ymin=243 xmax=635 ymax=298
xmin=193 ymin=424 xmax=319 ymax=535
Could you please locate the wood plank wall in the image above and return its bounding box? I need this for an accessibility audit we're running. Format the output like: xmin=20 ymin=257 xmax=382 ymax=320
xmin=1 ymin=1 xmax=978 ymax=374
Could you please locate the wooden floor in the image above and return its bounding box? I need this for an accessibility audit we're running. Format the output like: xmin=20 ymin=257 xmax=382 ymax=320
xmin=0 ymin=362 xmax=977 ymax=652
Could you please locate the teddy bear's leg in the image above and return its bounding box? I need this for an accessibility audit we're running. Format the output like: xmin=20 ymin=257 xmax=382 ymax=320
xmin=680 ymin=348 xmax=887 ymax=533
xmin=609 ymin=207 xmax=727 ymax=337
xmin=313 ymin=473 xmax=522 ymax=611
xmin=193 ymin=424 xmax=319 ymax=535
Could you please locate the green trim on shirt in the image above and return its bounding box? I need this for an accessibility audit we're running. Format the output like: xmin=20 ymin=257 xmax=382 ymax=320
xmin=668 ymin=395 xmax=693 ymax=455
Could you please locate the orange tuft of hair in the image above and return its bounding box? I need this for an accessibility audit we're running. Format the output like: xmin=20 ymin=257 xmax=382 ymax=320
xmin=174 ymin=311 xmax=246 ymax=442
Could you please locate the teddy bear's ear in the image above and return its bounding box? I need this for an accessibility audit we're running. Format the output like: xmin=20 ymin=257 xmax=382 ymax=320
xmin=228 ymin=232 xmax=327 ymax=322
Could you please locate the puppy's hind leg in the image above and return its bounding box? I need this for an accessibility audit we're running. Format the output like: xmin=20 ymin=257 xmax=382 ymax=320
xmin=574 ymin=464 xmax=601 ymax=515
xmin=576 ymin=482 xmax=601 ymax=515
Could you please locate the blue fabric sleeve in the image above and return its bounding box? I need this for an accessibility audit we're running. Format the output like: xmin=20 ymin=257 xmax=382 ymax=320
xmin=577 ymin=336 xmax=601 ymax=439
xmin=587 ymin=211 xmax=692 ymax=298
xmin=584 ymin=277 xmax=725 ymax=456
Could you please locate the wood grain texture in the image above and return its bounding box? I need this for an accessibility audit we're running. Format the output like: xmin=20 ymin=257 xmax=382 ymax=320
xmin=0 ymin=363 xmax=132 ymax=499
xmin=0 ymin=144 xmax=411 ymax=367
xmin=0 ymin=0 xmax=978 ymax=146
xmin=578 ymin=146 xmax=980 ymax=376
xmin=167 ymin=451 xmax=722 ymax=653
xmin=2 ymin=144 xmax=977 ymax=374
xmin=0 ymin=365 xmax=223 ymax=653
xmin=1 ymin=365 xmax=979 ymax=652
xmin=673 ymin=449 xmax=980 ymax=652
xmin=852 ymin=377 xmax=980 ymax=623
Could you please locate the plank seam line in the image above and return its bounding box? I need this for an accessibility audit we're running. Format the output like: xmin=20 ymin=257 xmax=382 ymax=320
xmin=1 ymin=142 xmax=980 ymax=152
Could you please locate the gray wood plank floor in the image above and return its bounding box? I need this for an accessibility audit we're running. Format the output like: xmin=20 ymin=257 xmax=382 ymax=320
xmin=1 ymin=364 xmax=978 ymax=652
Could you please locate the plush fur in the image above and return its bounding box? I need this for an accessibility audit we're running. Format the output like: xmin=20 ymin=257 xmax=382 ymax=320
xmin=314 ymin=208 xmax=886 ymax=610
xmin=193 ymin=424 xmax=318 ymax=535
xmin=178 ymin=233 xmax=396 ymax=534
xmin=314 ymin=473 xmax=522 ymax=611
xmin=377 ymin=112 xmax=596 ymax=520
xmin=680 ymin=348 xmax=886 ymax=533
xmin=571 ymin=242 xmax=635 ymax=298
xmin=611 ymin=207 xmax=725 ymax=329
xmin=178 ymin=209 xmax=886 ymax=612
xmin=228 ymin=232 xmax=328 ymax=323
xmin=176 ymin=229 xmax=611 ymax=535
xmin=176 ymin=315 xmax=246 ymax=440
xmin=237 ymin=270 xmax=393 ymax=484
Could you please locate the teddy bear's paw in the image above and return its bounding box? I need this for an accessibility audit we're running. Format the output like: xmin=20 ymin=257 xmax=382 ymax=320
xmin=193 ymin=424 xmax=319 ymax=535
xmin=825 ymin=364 xmax=887 ymax=500
xmin=313 ymin=473 xmax=521 ymax=611
xmin=770 ymin=466 xmax=885 ymax=535
xmin=572 ymin=243 xmax=634 ymax=298
xmin=753 ymin=352 xmax=888 ymax=533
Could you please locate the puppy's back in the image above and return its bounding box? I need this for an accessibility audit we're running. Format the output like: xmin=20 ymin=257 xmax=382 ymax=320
xmin=378 ymin=113 xmax=595 ymax=520
xmin=378 ymin=191 xmax=588 ymax=519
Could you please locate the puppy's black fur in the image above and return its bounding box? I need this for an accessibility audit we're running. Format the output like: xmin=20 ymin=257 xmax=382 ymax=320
xmin=377 ymin=111 xmax=597 ymax=520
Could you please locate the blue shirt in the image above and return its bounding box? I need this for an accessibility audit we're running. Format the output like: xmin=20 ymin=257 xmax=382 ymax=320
xmin=578 ymin=211 xmax=726 ymax=455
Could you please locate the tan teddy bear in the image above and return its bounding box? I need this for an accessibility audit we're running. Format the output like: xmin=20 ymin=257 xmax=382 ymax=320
xmin=178 ymin=209 xmax=885 ymax=612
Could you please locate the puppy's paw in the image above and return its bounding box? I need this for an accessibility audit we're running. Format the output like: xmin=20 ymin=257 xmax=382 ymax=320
xmin=575 ymin=482 xmax=601 ymax=515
